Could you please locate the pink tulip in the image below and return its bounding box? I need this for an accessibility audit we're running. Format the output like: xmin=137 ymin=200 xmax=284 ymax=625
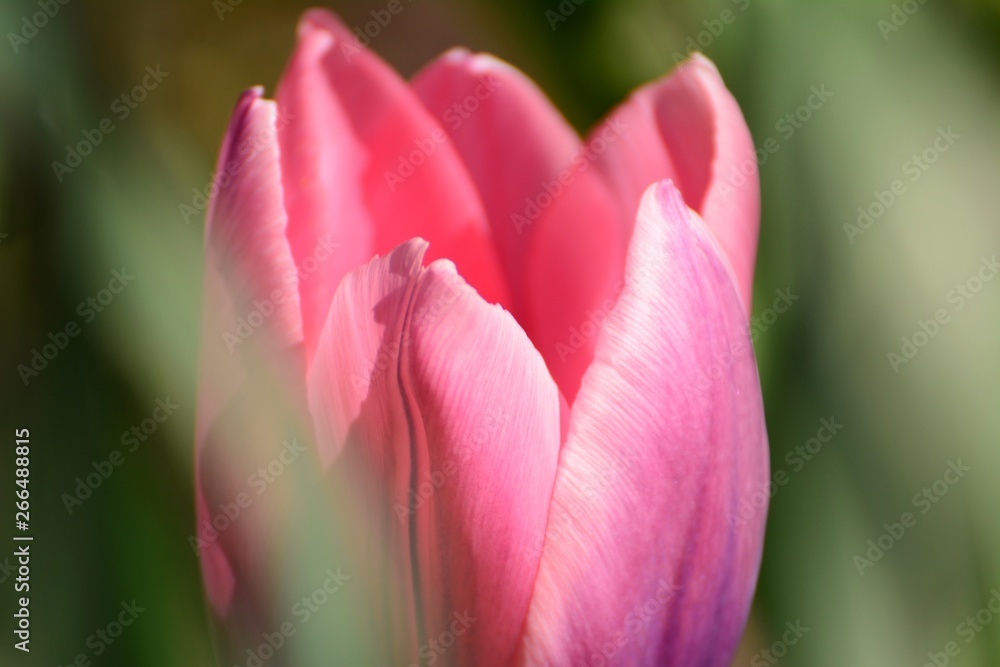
xmin=195 ymin=9 xmax=768 ymax=666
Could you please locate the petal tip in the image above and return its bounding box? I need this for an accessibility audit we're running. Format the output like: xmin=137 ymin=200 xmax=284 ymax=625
xmin=433 ymin=47 xmax=518 ymax=78
xmin=466 ymin=51 xmax=518 ymax=76
xmin=685 ymin=51 xmax=721 ymax=76
xmin=424 ymin=256 xmax=460 ymax=281
xmin=403 ymin=236 xmax=431 ymax=258
xmin=441 ymin=46 xmax=472 ymax=63
xmin=233 ymin=86 xmax=266 ymax=116
xmin=297 ymin=8 xmax=340 ymax=37
xmin=651 ymin=178 xmax=688 ymax=217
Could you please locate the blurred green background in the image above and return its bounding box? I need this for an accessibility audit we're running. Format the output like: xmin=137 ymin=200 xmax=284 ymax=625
xmin=2 ymin=0 xmax=1000 ymax=664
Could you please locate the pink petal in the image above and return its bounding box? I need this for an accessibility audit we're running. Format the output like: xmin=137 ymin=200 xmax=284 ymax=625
xmin=592 ymin=54 xmax=760 ymax=313
xmin=275 ymin=10 xmax=510 ymax=362
xmin=204 ymin=88 xmax=303 ymax=354
xmin=307 ymin=239 xmax=561 ymax=665
xmin=412 ymin=49 xmax=625 ymax=402
xmin=306 ymin=239 xmax=427 ymax=470
xmin=306 ymin=241 xmax=428 ymax=661
xmin=195 ymin=88 xmax=305 ymax=616
xmin=517 ymin=181 xmax=769 ymax=666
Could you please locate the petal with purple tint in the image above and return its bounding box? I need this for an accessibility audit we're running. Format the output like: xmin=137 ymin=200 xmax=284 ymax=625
xmin=518 ymin=181 xmax=769 ymax=667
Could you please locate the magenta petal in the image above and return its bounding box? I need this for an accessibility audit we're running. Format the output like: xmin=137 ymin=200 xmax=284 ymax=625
xmin=412 ymin=49 xmax=625 ymax=401
xmin=518 ymin=181 xmax=769 ymax=666
xmin=276 ymin=11 xmax=511 ymax=362
xmin=307 ymin=240 xmax=561 ymax=665
xmin=592 ymin=54 xmax=760 ymax=313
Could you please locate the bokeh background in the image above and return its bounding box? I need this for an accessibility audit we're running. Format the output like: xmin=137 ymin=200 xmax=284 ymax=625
xmin=2 ymin=0 xmax=1000 ymax=664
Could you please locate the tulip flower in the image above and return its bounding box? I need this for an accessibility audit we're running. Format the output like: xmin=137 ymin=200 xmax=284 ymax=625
xmin=194 ymin=9 xmax=768 ymax=666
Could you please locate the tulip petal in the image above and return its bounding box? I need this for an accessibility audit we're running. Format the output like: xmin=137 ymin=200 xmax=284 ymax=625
xmin=204 ymin=88 xmax=303 ymax=354
xmin=307 ymin=239 xmax=561 ymax=666
xmin=592 ymin=54 xmax=760 ymax=313
xmin=195 ymin=88 xmax=305 ymax=616
xmin=306 ymin=239 xmax=427 ymax=470
xmin=412 ymin=49 xmax=625 ymax=402
xmin=518 ymin=181 xmax=769 ymax=667
xmin=275 ymin=10 xmax=510 ymax=362
xmin=405 ymin=260 xmax=563 ymax=666
xmin=306 ymin=240 xmax=428 ymax=660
